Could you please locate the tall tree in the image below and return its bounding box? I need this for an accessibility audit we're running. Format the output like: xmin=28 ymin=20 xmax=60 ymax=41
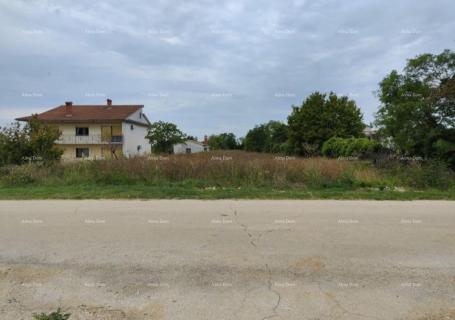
xmin=28 ymin=118 xmax=63 ymax=163
xmin=375 ymin=49 xmax=455 ymax=167
xmin=208 ymin=133 xmax=239 ymax=150
xmin=287 ymin=92 xmax=364 ymax=155
xmin=147 ymin=121 xmax=185 ymax=154
xmin=244 ymin=121 xmax=288 ymax=153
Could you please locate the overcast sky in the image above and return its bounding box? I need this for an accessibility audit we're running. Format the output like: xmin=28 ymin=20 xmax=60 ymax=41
xmin=0 ymin=0 xmax=454 ymax=138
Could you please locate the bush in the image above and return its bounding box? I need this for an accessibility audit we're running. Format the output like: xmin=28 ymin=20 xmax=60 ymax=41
xmin=1 ymin=165 xmax=35 ymax=186
xmin=322 ymin=137 xmax=380 ymax=158
xmin=403 ymin=161 xmax=454 ymax=189
xmin=33 ymin=308 xmax=71 ymax=320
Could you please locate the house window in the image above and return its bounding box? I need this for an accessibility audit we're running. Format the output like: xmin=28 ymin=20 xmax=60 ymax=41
xmin=130 ymin=124 xmax=134 ymax=130
xmin=76 ymin=127 xmax=89 ymax=136
xmin=76 ymin=148 xmax=89 ymax=158
xmin=137 ymin=145 xmax=142 ymax=151
xmin=139 ymin=112 xmax=142 ymax=119
xmin=204 ymin=147 xmax=208 ymax=152
xmin=185 ymin=148 xmax=191 ymax=154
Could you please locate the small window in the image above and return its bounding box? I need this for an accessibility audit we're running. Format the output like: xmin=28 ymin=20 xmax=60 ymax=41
xmin=76 ymin=148 xmax=89 ymax=158
xmin=139 ymin=112 xmax=142 ymax=119
xmin=76 ymin=127 xmax=89 ymax=136
xmin=130 ymin=124 xmax=134 ymax=130
xmin=137 ymin=145 xmax=142 ymax=151
xmin=185 ymin=148 xmax=191 ymax=154
xmin=203 ymin=147 xmax=208 ymax=152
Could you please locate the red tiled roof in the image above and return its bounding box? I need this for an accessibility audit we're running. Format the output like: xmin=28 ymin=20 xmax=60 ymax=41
xmin=16 ymin=104 xmax=144 ymax=122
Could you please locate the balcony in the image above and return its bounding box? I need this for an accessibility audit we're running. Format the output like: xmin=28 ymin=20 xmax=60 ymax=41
xmin=56 ymin=134 xmax=123 ymax=144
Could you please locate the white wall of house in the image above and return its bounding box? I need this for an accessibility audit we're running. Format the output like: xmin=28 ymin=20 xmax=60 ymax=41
xmin=173 ymin=140 xmax=208 ymax=154
xmin=122 ymin=121 xmax=151 ymax=157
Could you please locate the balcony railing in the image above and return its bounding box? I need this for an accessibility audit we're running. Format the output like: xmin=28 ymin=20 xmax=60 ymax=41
xmin=56 ymin=134 xmax=123 ymax=144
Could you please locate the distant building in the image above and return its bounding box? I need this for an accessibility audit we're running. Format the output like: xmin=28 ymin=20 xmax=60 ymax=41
xmin=363 ymin=126 xmax=378 ymax=139
xmin=173 ymin=136 xmax=209 ymax=154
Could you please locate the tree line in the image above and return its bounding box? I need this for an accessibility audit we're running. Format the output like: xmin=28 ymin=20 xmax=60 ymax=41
xmin=0 ymin=50 xmax=453 ymax=168
xmin=154 ymin=49 xmax=453 ymax=167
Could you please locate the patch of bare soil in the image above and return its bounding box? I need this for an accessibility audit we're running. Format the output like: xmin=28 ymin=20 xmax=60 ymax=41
xmin=412 ymin=309 xmax=455 ymax=320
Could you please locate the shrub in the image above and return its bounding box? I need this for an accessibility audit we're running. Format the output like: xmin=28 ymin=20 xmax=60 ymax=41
xmin=1 ymin=165 xmax=35 ymax=186
xmin=321 ymin=137 xmax=347 ymax=158
xmin=33 ymin=308 xmax=71 ymax=320
xmin=402 ymin=161 xmax=454 ymax=189
xmin=322 ymin=137 xmax=380 ymax=158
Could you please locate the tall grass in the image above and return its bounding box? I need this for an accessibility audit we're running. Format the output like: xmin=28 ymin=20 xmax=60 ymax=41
xmin=0 ymin=151 xmax=453 ymax=190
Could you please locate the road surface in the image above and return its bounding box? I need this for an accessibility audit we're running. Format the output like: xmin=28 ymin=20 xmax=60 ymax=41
xmin=0 ymin=200 xmax=454 ymax=320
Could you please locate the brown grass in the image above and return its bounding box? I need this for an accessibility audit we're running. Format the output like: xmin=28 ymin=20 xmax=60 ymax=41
xmin=1 ymin=150 xmax=371 ymax=188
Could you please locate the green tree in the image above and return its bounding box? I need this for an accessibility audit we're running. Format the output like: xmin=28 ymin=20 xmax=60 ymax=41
xmin=287 ymin=92 xmax=364 ymax=155
xmin=28 ymin=118 xmax=63 ymax=163
xmin=375 ymin=49 xmax=455 ymax=167
xmin=244 ymin=121 xmax=288 ymax=153
xmin=207 ymin=133 xmax=239 ymax=150
xmin=0 ymin=122 xmax=31 ymax=165
xmin=0 ymin=118 xmax=62 ymax=166
xmin=147 ymin=121 xmax=185 ymax=154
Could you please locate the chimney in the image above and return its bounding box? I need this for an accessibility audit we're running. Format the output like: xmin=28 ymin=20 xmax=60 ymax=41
xmin=107 ymin=99 xmax=112 ymax=106
xmin=203 ymin=135 xmax=208 ymax=145
xmin=65 ymin=101 xmax=73 ymax=115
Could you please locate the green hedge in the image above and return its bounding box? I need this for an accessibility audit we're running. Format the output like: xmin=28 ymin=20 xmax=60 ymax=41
xmin=322 ymin=137 xmax=381 ymax=158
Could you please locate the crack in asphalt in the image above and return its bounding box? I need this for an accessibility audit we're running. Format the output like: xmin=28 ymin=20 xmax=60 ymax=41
xmin=261 ymin=263 xmax=281 ymax=320
xmin=229 ymin=205 xmax=282 ymax=320
xmin=317 ymin=283 xmax=384 ymax=320
xmin=232 ymin=207 xmax=257 ymax=248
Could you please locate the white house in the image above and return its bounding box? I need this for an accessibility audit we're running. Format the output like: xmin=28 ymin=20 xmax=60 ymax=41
xmin=173 ymin=138 xmax=209 ymax=154
xmin=17 ymin=99 xmax=152 ymax=160
xmin=363 ymin=126 xmax=378 ymax=139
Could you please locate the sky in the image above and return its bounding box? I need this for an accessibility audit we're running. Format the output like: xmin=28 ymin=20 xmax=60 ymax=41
xmin=0 ymin=0 xmax=454 ymax=139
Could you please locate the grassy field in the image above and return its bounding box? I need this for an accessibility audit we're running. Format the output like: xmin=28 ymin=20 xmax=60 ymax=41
xmin=0 ymin=151 xmax=454 ymax=200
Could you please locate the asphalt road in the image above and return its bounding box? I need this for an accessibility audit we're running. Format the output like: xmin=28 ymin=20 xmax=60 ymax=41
xmin=0 ymin=200 xmax=454 ymax=320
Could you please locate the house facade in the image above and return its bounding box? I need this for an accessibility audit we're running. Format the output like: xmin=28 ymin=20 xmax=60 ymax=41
xmin=173 ymin=138 xmax=209 ymax=154
xmin=17 ymin=99 xmax=151 ymax=160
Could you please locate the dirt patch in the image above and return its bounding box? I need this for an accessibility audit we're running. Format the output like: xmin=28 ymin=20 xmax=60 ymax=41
xmin=294 ymin=256 xmax=325 ymax=272
xmin=407 ymin=309 xmax=455 ymax=320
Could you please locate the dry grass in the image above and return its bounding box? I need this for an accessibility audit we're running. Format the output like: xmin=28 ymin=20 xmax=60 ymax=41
xmin=73 ymin=151 xmax=360 ymax=187
xmin=1 ymin=151 xmax=367 ymax=188
xmin=1 ymin=150 xmax=453 ymax=191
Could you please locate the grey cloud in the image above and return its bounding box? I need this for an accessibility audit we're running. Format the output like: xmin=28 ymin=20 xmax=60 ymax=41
xmin=1 ymin=0 xmax=454 ymax=138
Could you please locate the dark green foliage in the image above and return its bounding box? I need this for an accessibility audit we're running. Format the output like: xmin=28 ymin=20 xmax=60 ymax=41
xmin=322 ymin=137 xmax=381 ymax=158
xmin=0 ymin=119 xmax=62 ymax=166
xmin=375 ymin=49 xmax=455 ymax=167
xmin=379 ymin=160 xmax=454 ymax=189
xmin=28 ymin=118 xmax=63 ymax=163
xmin=287 ymin=92 xmax=364 ymax=155
xmin=208 ymin=133 xmax=240 ymax=150
xmin=0 ymin=122 xmax=31 ymax=165
xmin=146 ymin=121 xmax=185 ymax=154
xmin=243 ymin=121 xmax=289 ymax=153
xmin=33 ymin=308 xmax=71 ymax=320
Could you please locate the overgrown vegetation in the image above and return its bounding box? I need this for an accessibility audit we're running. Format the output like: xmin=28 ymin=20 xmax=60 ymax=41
xmin=375 ymin=49 xmax=455 ymax=168
xmin=0 ymin=117 xmax=62 ymax=166
xmin=33 ymin=308 xmax=71 ymax=320
xmin=0 ymin=151 xmax=453 ymax=199
xmin=322 ymin=137 xmax=381 ymax=158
